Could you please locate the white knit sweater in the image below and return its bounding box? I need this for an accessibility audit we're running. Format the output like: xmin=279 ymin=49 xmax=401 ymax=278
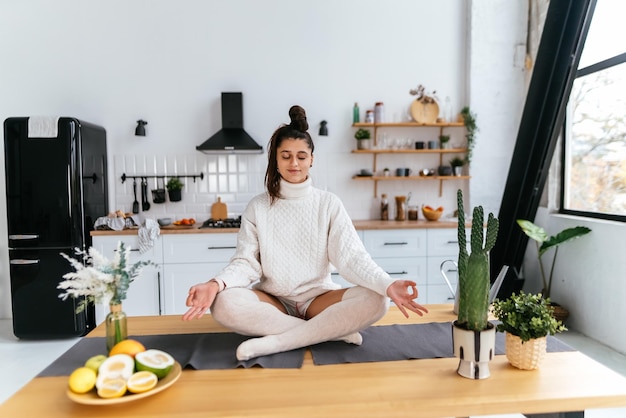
xmin=214 ymin=178 xmax=395 ymax=302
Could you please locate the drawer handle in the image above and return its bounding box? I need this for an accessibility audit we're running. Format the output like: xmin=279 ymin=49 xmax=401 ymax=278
xmin=383 ymin=242 xmax=408 ymax=246
xmin=207 ymin=246 xmax=237 ymax=250
xmin=446 ymin=240 xmax=458 ymax=244
xmin=385 ymin=271 xmax=408 ymax=275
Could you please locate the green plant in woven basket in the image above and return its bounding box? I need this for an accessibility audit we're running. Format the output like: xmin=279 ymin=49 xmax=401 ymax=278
xmin=492 ymin=291 xmax=567 ymax=342
xmin=456 ymin=189 xmax=499 ymax=331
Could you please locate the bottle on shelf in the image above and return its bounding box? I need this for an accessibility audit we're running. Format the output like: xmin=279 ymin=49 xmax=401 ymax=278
xmin=380 ymin=194 xmax=389 ymax=221
xmin=394 ymin=195 xmax=407 ymax=221
xmin=353 ymin=102 xmax=360 ymax=123
xmin=374 ymin=102 xmax=385 ymax=123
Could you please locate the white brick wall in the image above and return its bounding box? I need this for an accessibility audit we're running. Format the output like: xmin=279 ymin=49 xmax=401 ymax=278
xmin=112 ymin=154 xmax=266 ymax=221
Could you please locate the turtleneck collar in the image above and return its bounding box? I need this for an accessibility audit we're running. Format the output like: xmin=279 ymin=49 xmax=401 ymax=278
xmin=280 ymin=177 xmax=313 ymax=199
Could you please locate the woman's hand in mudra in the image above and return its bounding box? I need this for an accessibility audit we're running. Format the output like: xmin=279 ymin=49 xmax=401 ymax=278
xmin=386 ymin=280 xmax=429 ymax=318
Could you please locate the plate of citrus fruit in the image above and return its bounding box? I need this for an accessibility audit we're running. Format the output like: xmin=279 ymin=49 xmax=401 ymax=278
xmin=66 ymin=339 xmax=181 ymax=405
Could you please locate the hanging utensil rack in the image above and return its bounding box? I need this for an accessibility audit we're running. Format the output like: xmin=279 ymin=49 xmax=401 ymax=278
xmin=120 ymin=173 xmax=204 ymax=183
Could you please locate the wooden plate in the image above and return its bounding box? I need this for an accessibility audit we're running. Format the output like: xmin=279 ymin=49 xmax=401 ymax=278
xmin=67 ymin=361 xmax=182 ymax=405
xmin=410 ymin=100 xmax=440 ymax=124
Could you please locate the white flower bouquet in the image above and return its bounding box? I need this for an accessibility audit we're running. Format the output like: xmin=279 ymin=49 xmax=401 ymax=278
xmin=58 ymin=241 xmax=155 ymax=312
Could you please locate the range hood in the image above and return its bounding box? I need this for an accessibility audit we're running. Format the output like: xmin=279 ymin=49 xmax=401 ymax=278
xmin=196 ymin=92 xmax=263 ymax=154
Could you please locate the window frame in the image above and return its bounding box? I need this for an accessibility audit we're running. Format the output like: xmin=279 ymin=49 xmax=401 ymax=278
xmin=559 ymin=51 xmax=626 ymax=222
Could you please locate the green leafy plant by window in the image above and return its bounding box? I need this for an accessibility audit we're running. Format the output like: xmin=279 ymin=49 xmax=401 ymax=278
xmin=517 ymin=220 xmax=591 ymax=299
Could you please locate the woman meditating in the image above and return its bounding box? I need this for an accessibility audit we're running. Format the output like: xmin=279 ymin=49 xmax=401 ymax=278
xmin=182 ymin=105 xmax=428 ymax=360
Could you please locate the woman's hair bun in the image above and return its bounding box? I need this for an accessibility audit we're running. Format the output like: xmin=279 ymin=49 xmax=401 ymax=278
xmin=288 ymin=105 xmax=309 ymax=132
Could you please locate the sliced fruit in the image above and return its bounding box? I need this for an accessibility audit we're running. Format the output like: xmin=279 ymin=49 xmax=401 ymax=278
xmin=97 ymin=378 xmax=127 ymax=398
xmin=96 ymin=354 xmax=135 ymax=389
xmin=127 ymin=371 xmax=158 ymax=393
xmin=135 ymin=349 xmax=175 ymax=379
xmin=109 ymin=339 xmax=146 ymax=358
xmin=68 ymin=367 xmax=97 ymax=394
xmin=84 ymin=354 xmax=107 ymax=373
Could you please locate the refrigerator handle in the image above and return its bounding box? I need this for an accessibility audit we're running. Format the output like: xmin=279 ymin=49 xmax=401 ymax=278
xmin=10 ymin=259 xmax=40 ymax=265
xmin=9 ymin=234 xmax=39 ymax=240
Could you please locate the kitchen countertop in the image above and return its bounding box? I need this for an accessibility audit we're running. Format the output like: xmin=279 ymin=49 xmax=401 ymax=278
xmin=90 ymin=219 xmax=460 ymax=236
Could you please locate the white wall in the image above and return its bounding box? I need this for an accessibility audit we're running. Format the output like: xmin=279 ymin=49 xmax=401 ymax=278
xmin=0 ymin=1 xmax=525 ymax=325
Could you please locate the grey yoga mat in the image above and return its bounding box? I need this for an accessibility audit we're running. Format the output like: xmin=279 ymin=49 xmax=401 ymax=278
xmin=38 ymin=323 xmax=574 ymax=376
xmin=309 ymin=322 xmax=575 ymax=365
xmin=38 ymin=333 xmax=305 ymax=377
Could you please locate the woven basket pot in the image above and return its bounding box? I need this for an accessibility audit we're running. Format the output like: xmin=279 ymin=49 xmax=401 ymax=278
xmin=505 ymin=333 xmax=547 ymax=370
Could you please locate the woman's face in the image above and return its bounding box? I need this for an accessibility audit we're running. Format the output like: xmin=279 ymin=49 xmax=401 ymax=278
xmin=276 ymin=138 xmax=314 ymax=184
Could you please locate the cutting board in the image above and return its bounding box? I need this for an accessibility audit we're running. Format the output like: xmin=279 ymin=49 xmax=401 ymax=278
xmin=211 ymin=197 xmax=228 ymax=220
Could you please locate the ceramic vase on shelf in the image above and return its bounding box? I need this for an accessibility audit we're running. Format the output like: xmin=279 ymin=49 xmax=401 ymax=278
xmin=105 ymin=303 xmax=128 ymax=352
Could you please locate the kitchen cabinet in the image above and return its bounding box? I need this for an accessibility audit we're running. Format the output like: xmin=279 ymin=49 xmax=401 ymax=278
xmin=351 ymin=122 xmax=469 ymax=197
xmin=91 ymin=235 xmax=164 ymax=324
xmin=161 ymin=233 xmax=237 ymax=315
xmin=91 ymin=225 xmax=464 ymax=317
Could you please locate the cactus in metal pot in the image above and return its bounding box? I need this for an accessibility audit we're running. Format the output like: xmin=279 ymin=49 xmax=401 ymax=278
xmin=456 ymin=189 xmax=499 ymax=331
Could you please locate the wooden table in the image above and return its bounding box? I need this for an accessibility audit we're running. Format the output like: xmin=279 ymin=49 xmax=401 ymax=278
xmin=2 ymin=305 xmax=626 ymax=417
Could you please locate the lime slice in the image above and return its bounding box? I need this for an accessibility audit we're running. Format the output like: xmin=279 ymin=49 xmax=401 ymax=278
xmin=135 ymin=349 xmax=175 ymax=379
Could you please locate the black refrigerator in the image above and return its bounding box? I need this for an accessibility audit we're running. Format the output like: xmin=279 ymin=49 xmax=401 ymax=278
xmin=4 ymin=117 xmax=108 ymax=339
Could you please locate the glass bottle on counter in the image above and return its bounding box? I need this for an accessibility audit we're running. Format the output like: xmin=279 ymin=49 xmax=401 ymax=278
xmin=380 ymin=194 xmax=389 ymax=221
xmin=408 ymin=205 xmax=419 ymax=221
xmin=395 ymin=196 xmax=407 ymax=221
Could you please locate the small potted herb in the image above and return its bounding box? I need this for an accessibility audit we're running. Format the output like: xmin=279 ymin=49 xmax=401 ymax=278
xmin=355 ymin=128 xmax=371 ymax=150
xmin=492 ymin=291 xmax=567 ymax=370
xmin=166 ymin=177 xmax=184 ymax=202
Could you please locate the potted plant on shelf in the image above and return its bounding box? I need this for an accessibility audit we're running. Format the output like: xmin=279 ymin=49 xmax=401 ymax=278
xmin=355 ymin=128 xmax=372 ymax=150
xmin=166 ymin=177 xmax=184 ymax=202
xmin=439 ymin=134 xmax=450 ymax=149
xmin=450 ymin=156 xmax=465 ymax=176
xmin=492 ymin=291 xmax=567 ymax=370
xmin=517 ymin=219 xmax=591 ymax=322
xmin=452 ymin=189 xmax=499 ymax=379
xmin=460 ymin=106 xmax=477 ymax=164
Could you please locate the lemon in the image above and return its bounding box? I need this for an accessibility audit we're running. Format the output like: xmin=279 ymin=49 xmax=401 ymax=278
xmin=84 ymin=354 xmax=107 ymax=373
xmin=68 ymin=367 xmax=97 ymax=394
xmin=96 ymin=378 xmax=127 ymax=399
xmin=135 ymin=349 xmax=175 ymax=379
xmin=127 ymin=371 xmax=158 ymax=393
xmin=109 ymin=339 xmax=146 ymax=358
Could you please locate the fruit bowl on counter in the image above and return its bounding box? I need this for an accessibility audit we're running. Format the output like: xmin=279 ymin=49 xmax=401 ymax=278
xmin=422 ymin=205 xmax=443 ymax=221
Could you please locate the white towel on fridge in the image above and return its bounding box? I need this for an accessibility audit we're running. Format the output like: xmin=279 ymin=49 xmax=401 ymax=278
xmin=28 ymin=116 xmax=59 ymax=138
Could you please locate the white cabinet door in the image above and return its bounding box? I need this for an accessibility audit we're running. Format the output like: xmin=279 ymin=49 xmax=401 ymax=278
xmin=161 ymin=233 xmax=237 ymax=315
xmin=161 ymin=263 xmax=228 ymax=315
xmin=91 ymin=235 xmax=163 ymax=323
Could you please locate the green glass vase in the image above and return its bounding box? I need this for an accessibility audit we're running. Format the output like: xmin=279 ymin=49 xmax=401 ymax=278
xmin=105 ymin=304 xmax=127 ymax=353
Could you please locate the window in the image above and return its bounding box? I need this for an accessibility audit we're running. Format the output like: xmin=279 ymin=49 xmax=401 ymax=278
xmin=561 ymin=0 xmax=626 ymax=220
